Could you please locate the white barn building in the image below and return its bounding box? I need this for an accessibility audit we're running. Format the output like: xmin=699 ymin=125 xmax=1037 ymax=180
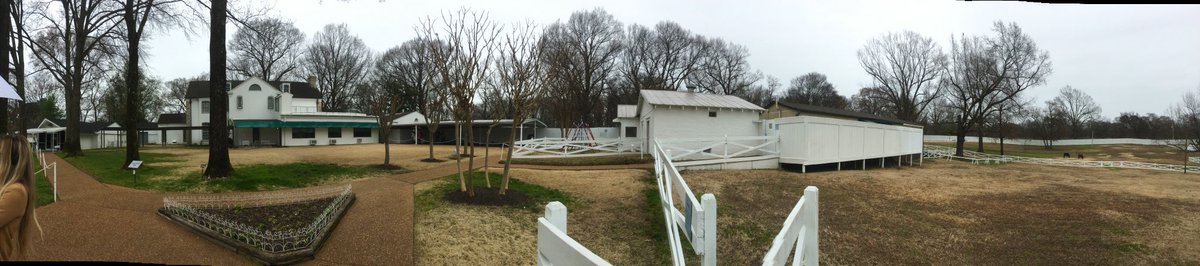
xmin=634 ymin=90 xmax=766 ymax=146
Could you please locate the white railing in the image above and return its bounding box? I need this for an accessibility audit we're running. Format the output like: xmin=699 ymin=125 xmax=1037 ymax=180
xmin=536 ymin=201 xmax=612 ymax=266
xmin=652 ymin=140 xmax=717 ymax=266
xmin=656 ymin=136 xmax=778 ymax=162
xmin=511 ymin=138 xmax=642 ymax=159
xmin=35 ymin=150 xmax=59 ymax=202
xmin=762 ymin=186 xmax=819 ymax=266
xmin=923 ymin=145 xmax=1200 ymax=173
xmin=292 ymin=106 xmax=318 ymax=113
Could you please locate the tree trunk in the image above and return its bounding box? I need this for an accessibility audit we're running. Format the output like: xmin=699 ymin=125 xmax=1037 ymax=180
xmin=976 ymin=126 xmax=984 ymax=152
xmin=454 ymin=121 xmax=465 ymax=192
xmin=203 ymin=0 xmax=233 ymax=178
xmin=466 ymin=118 xmax=475 ymax=197
xmin=955 ymin=124 xmax=967 ymax=157
xmin=483 ymin=124 xmax=496 ymax=188
xmin=500 ymin=118 xmax=520 ymax=195
xmin=426 ymin=125 xmax=437 ymax=160
xmin=123 ymin=0 xmax=141 ymax=168
xmin=381 ymin=123 xmax=391 ymax=166
xmin=0 ymin=2 xmax=9 ymax=134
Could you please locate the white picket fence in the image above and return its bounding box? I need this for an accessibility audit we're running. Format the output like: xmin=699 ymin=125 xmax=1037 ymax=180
xmin=762 ymin=186 xmax=819 ymax=266
xmin=35 ymin=149 xmax=59 ymax=202
xmin=537 ymin=201 xmax=612 ymax=266
xmin=511 ymin=138 xmax=642 ymax=159
xmin=652 ymin=139 xmax=718 ymax=266
xmin=923 ymin=145 xmax=1200 ymax=173
xmin=656 ymin=136 xmax=778 ymax=163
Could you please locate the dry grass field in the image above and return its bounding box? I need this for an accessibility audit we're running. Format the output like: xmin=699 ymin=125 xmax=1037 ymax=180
xmin=413 ymin=168 xmax=660 ymax=265
xmin=684 ymin=160 xmax=1200 ymax=265
xmin=144 ymin=144 xmax=506 ymax=172
xmin=930 ymin=142 xmax=1189 ymax=164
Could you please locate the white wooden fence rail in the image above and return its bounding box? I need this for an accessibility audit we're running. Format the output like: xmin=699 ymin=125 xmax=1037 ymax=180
xmin=656 ymin=136 xmax=778 ymax=162
xmin=762 ymin=186 xmax=819 ymax=266
xmin=35 ymin=149 xmax=59 ymax=202
xmin=512 ymin=138 xmax=642 ymax=159
xmin=923 ymin=145 xmax=1200 ymax=173
xmin=537 ymin=202 xmax=612 ymax=266
xmin=652 ymin=139 xmax=718 ymax=266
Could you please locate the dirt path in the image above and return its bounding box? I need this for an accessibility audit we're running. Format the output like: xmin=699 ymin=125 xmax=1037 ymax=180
xmin=27 ymin=152 xmax=647 ymax=264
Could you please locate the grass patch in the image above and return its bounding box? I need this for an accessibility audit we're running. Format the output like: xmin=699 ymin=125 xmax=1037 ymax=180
xmin=1117 ymin=242 xmax=1149 ymax=253
xmin=61 ymin=149 xmax=389 ymax=192
xmin=504 ymin=154 xmax=653 ymax=166
xmin=417 ymin=171 xmax=572 ymax=213
xmin=31 ymin=153 xmax=55 ymax=207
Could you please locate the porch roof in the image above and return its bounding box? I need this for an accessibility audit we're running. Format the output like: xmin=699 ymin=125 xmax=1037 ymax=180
xmin=233 ymin=119 xmax=379 ymax=128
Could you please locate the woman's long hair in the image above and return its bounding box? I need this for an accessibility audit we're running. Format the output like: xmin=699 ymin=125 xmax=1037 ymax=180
xmin=0 ymin=134 xmax=42 ymax=257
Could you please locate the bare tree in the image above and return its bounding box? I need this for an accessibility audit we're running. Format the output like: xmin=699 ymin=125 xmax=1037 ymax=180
xmin=117 ymin=0 xmax=188 ymax=167
xmin=303 ymin=23 xmax=372 ymax=112
xmin=1047 ymin=85 xmax=1101 ymax=138
xmin=858 ymin=31 xmax=946 ymax=121
xmin=782 ymin=72 xmax=848 ymax=109
xmin=203 ymin=0 xmax=232 ymax=178
xmin=1166 ymin=87 xmax=1200 ymax=169
xmin=478 ymin=77 xmax=505 ymax=188
xmin=619 ymin=21 xmax=707 ymax=92
xmin=690 ymin=38 xmax=759 ymax=96
xmin=1025 ymin=105 xmax=1069 ymax=149
xmin=25 ymin=0 xmax=123 ymax=155
xmin=849 ymin=87 xmax=889 ymax=116
xmin=228 ymin=17 xmax=304 ymax=81
xmin=417 ymin=8 xmax=501 ymax=197
xmin=496 ymin=20 xmax=546 ymax=195
xmin=944 ymin=21 xmax=1052 ymax=156
xmin=541 ymin=8 xmax=623 ymax=132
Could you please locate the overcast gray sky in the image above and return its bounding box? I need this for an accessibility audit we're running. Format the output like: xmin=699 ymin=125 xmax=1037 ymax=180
xmin=143 ymin=0 xmax=1200 ymax=119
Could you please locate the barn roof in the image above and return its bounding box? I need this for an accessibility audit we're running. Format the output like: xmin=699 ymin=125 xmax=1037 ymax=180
xmin=640 ymin=90 xmax=765 ymax=111
xmin=775 ymin=101 xmax=915 ymax=126
xmin=616 ymin=105 xmax=637 ymax=118
xmin=157 ymin=113 xmax=186 ymax=124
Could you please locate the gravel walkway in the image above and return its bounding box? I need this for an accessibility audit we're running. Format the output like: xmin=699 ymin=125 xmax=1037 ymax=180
xmin=26 ymin=153 xmax=645 ymax=264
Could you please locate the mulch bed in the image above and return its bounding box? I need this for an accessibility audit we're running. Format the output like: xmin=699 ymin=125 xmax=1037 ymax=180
xmin=203 ymin=197 xmax=335 ymax=232
xmin=444 ymin=187 xmax=531 ymax=207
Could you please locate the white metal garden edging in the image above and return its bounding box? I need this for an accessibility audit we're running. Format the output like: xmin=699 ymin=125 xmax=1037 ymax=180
xmin=652 ymin=140 xmax=718 ymax=266
xmin=537 ymin=201 xmax=612 ymax=266
xmin=511 ymin=138 xmax=642 ymax=159
xmin=161 ymin=185 xmax=353 ymax=253
xmin=762 ymin=186 xmax=819 ymax=266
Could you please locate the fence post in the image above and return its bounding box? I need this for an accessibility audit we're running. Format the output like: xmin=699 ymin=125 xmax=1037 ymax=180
xmin=52 ymin=164 xmax=58 ymax=202
xmin=803 ymin=186 xmax=819 ymax=266
xmin=723 ymin=135 xmax=729 ymax=159
xmin=546 ymin=201 xmax=567 ymax=232
xmin=701 ymin=194 xmax=717 ymax=266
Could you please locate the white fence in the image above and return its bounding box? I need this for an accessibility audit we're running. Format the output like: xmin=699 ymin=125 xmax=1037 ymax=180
xmin=923 ymin=145 xmax=1200 ymax=173
xmin=34 ymin=150 xmax=58 ymax=202
xmin=924 ymin=135 xmax=1182 ymax=146
xmin=511 ymin=138 xmax=642 ymax=159
xmin=652 ymin=140 xmax=718 ymax=266
xmin=536 ymin=201 xmax=612 ymax=266
xmin=656 ymin=136 xmax=778 ymax=163
xmin=762 ymin=186 xmax=819 ymax=266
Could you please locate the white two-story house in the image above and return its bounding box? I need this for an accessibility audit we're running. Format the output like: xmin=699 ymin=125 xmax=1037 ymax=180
xmin=185 ymin=77 xmax=379 ymax=147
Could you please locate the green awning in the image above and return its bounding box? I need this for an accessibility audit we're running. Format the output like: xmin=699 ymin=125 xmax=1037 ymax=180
xmin=234 ymin=120 xmax=378 ymax=128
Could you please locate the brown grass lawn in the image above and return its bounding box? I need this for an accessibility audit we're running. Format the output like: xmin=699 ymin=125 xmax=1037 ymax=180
xmin=929 ymin=141 xmax=1189 ymax=165
xmin=413 ymin=168 xmax=659 ymax=265
xmin=684 ymin=161 xmax=1200 ymax=265
xmin=143 ymin=144 xmax=507 ymax=173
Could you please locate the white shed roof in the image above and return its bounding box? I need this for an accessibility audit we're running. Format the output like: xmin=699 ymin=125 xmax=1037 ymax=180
xmin=616 ymin=105 xmax=637 ymax=118
xmin=640 ymin=90 xmax=764 ymax=111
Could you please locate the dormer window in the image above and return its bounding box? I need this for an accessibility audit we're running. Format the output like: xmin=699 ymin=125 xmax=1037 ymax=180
xmin=282 ymin=83 xmax=291 ymax=93
xmin=250 ymin=84 xmax=262 ymax=91
xmin=226 ymin=82 xmax=231 ymax=91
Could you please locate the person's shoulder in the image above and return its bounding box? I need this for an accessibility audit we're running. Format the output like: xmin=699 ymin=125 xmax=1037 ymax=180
xmin=2 ymin=183 xmax=28 ymax=195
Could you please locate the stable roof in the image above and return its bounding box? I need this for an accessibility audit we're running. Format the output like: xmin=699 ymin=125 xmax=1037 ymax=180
xmin=640 ymin=90 xmax=764 ymax=111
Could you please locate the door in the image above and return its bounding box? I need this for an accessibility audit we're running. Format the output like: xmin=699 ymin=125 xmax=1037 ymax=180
xmin=139 ymin=132 xmax=149 ymax=145
xmin=252 ymin=128 xmax=261 ymax=144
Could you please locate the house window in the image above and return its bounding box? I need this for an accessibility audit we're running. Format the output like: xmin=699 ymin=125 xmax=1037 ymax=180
xmin=267 ymin=97 xmax=275 ymax=110
xmin=276 ymin=97 xmax=281 ymax=112
xmin=201 ymin=101 xmax=210 ymax=114
xmin=282 ymin=83 xmax=291 ymax=93
xmin=328 ymin=127 xmax=342 ymax=138
xmin=226 ymin=82 xmax=231 ymax=91
xmin=708 ymin=111 xmax=717 ymax=117
xmin=292 ymin=128 xmax=315 ymax=139
xmin=250 ymin=84 xmax=262 ymax=91
xmin=201 ymin=122 xmax=210 ymax=140
xmin=236 ymin=96 xmax=243 ymax=109
xmin=625 ymin=127 xmax=636 ymax=138
xmin=353 ymin=128 xmax=372 ymax=138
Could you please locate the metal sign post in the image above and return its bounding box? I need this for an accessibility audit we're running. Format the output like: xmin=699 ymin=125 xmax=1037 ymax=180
xmin=128 ymin=160 xmax=143 ymax=183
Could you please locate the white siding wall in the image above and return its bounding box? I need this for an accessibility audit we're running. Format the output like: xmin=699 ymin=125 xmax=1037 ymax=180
xmin=647 ymin=107 xmax=761 ymax=140
xmin=160 ymin=123 xmax=187 ymax=144
xmin=229 ymin=79 xmax=284 ymax=120
xmin=280 ymin=128 xmax=378 ymax=147
xmin=775 ymin=116 xmax=923 ymax=165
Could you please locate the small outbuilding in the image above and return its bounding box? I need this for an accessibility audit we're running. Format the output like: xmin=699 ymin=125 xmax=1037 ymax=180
xmin=764 ymin=101 xmax=924 ymax=172
xmin=635 ymin=90 xmax=766 ymax=144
